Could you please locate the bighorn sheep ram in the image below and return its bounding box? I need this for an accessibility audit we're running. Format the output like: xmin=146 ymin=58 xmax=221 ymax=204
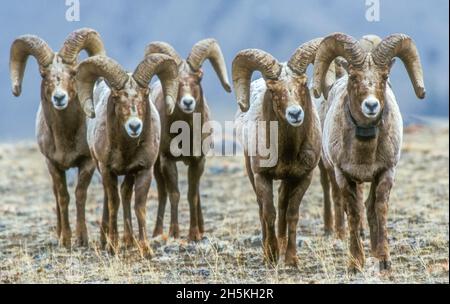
xmin=232 ymin=39 xmax=323 ymax=265
xmin=144 ymin=39 xmax=231 ymax=241
xmin=76 ymin=54 xmax=178 ymax=256
xmin=9 ymin=28 xmax=105 ymax=247
xmin=319 ymin=35 xmax=384 ymax=238
xmin=313 ymin=32 xmax=425 ymax=271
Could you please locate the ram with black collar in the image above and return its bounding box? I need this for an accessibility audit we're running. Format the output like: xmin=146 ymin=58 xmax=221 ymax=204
xmin=313 ymin=32 xmax=426 ymax=272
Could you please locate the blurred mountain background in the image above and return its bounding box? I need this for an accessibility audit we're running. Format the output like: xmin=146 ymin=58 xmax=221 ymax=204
xmin=0 ymin=0 xmax=448 ymax=140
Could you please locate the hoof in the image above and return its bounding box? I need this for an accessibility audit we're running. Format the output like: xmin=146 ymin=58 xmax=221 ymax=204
xmin=188 ymin=227 xmax=202 ymax=242
xmin=199 ymin=225 xmax=205 ymax=234
xmin=139 ymin=241 xmax=153 ymax=259
xmin=379 ymin=260 xmax=392 ymax=272
xmin=122 ymin=234 xmax=134 ymax=248
xmin=348 ymin=264 xmax=363 ymax=274
xmin=100 ymin=237 xmax=107 ymax=250
xmin=169 ymin=224 xmax=180 ymax=239
xmin=106 ymin=234 xmax=119 ymax=255
xmin=152 ymin=226 xmax=163 ymax=238
xmin=284 ymin=254 xmax=298 ymax=267
xmin=99 ymin=228 xmax=109 ymax=249
xmin=59 ymin=236 xmax=71 ymax=249
xmin=107 ymin=243 xmax=118 ymax=255
xmin=263 ymin=243 xmax=279 ymax=265
xmin=336 ymin=229 xmax=347 ymax=240
xmin=76 ymin=235 xmax=89 ymax=247
xmin=324 ymin=229 xmax=333 ymax=237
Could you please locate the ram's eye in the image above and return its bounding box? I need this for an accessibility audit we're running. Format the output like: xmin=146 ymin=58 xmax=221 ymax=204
xmin=349 ymin=74 xmax=358 ymax=81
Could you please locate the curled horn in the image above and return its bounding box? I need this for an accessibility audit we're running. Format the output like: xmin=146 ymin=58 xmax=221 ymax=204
xmin=330 ymin=35 xmax=382 ymax=81
xmin=59 ymin=28 xmax=105 ymax=65
xmin=232 ymin=49 xmax=281 ymax=112
xmin=9 ymin=35 xmax=54 ymax=96
xmin=287 ymin=38 xmax=323 ymax=75
xmin=133 ymin=53 xmax=179 ymax=115
xmin=76 ymin=55 xmax=128 ymax=118
xmin=187 ymin=38 xmax=232 ymax=92
xmin=144 ymin=41 xmax=182 ymax=67
xmin=312 ymin=32 xmax=365 ymax=98
xmin=372 ymin=34 xmax=425 ymax=99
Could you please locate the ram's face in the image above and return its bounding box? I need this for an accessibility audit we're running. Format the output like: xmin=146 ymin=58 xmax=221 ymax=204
xmin=176 ymin=69 xmax=203 ymax=114
xmin=40 ymin=55 xmax=76 ymax=110
xmin=111 ymin=80 xmax=148 ymax=138
xmin=266 ymin=74 xmax=308 ymax=127
xmin=347 ymin=60 xmax=390 ymax=121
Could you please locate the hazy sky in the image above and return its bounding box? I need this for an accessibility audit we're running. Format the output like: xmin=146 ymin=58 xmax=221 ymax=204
xmin=0 ymin=0 xmax=448 ymax=140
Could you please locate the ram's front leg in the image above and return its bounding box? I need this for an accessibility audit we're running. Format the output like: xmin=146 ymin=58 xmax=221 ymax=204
xmin=187 ymin=158 xmax=205 ymax=241
xmin=134 ymin=168 xmax=153 ymax=258
xmin=75 ymin=159 xmax=95 ymax=247
xmin=336 ymin=170 xmax=365 ymax=272
xmin=284 ymin=172 xmax=313 ymax=266
xmin=277 ymin=181 xmax=289 ymax=254
xmin=254 ymin=173 xmax=278 ymax=264
xmin=374 ymin=168 xmax=394 ymax=271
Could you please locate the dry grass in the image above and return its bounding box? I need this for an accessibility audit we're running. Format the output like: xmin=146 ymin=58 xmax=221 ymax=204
xmin=0 ymin=125 xmax=448 ymax=283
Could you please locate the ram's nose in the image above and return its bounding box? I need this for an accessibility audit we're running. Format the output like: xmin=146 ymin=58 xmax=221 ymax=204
xmin=125 ymin=118 xmax=143 ymax=138
xmin=286 ymin=105 xmax=304 ymax=127
xmin=362 ymin=97 xmax=380 ymax=117
xmin=180 ymin=96 xmax=196 ymax=113
xmin=52 ymin=92 xmax=68 ymax=109
xmin=129 ymin=121 xmax=142 ymax=133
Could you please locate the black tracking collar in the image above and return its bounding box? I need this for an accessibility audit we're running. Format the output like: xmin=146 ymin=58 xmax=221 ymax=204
xmin=345 ymin=102 xmax=387 ymax=141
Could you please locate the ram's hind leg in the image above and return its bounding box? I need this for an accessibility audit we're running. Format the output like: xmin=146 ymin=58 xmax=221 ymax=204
xmin=245 ymin=155 xmax=265 ymax=243
xmin=47 ymin=160 xmax=71 ymax=248
xmin=319 ymin=159 xmax=333 ymax=236
xmin=161 ymin=157 xmax=180 ymax=238
xmin=366 ymin=182 xmax=378 ymax=255
xmin=121 ymin=174 xmax=135 ymax=248
xmin=153 ymin=158 xmax=167 ymax=237
xmin=330 ymin=170 xmax=346 ymax=239
xmin=100 ymin=167 xmax=120 ymax=254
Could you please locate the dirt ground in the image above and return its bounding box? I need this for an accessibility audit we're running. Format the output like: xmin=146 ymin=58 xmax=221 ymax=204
xmin=0 ymin=124 xmax=448 ymax=284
